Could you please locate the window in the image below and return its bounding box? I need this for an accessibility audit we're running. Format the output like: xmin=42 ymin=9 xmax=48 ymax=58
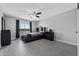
xmin=20 ymin=22 xmax=30 ymax=31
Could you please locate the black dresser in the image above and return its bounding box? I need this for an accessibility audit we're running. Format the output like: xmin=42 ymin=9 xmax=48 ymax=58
xmin=44 ymin=32 xmax=54 ymax=41
xmin=1 ymin=30 xmax=11 ymax=46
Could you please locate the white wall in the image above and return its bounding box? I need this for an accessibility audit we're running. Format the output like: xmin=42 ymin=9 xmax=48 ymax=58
xmin=0 ymin=11 xmax=2 ymax=31
xmin=40 ymin=9 xmax=77 ymax=45
xmin=4 ymin=15 xmax=16 ymax=40
xmin=0 ymin=11 xmax=2 ymax=30
xmin=32 ymin=21 xmax=38 ymax=32
xmin=77 ymin=9 xmax=79 ymax=56
xmin=0 ymin=10 xmax=3 ymax=46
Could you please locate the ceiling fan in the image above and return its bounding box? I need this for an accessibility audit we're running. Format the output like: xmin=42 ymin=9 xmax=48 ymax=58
xmin=32 ymin=8 xmax=48 ymax=18
xmin=19 ymin=8 xmax=45 ymax=19
xmin=25 ymin=8 xmax=45 ymax=18
xmin=32 ymin=11 xmax=42 ymax=18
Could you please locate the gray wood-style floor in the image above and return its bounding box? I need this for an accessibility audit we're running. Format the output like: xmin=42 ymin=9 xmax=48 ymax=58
xmin=0 ymin=39 xmax=77 ymax=56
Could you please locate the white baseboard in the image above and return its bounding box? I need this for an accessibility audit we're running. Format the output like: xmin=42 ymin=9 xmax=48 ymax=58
xmin=56 ymin=40 xmax=77 ymax=46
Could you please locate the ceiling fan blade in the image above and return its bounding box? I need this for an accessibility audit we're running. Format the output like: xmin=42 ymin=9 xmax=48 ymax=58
xmin=36 ymin=15 xmax=40 ymax=18
xmin=37 ymin=12 xmax=42 ymax=15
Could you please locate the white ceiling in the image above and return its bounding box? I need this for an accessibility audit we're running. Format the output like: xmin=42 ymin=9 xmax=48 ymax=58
xmin=0 ymin=3 xmax=77 ymax=21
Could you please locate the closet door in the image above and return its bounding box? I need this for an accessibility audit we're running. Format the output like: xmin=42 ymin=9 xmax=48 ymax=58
xmin=77 ymin=10 xmax=79 ymax=56
xmin=77 ymin=3 xmax=79 ymax=56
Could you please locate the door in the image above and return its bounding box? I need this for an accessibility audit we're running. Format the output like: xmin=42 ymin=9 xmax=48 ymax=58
xmin=77 ymin=9 xmax=79 ymax=56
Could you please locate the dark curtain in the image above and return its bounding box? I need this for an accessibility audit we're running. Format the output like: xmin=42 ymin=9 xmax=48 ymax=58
xmin=16 ymin=20 xmax=20 ymax=38
xmin=1 ymin=17 xmax=5 ymax=30
xmin=77 ymin=3 xmax=79 ymax=9
xmin=30 ymin=22 xmax=32 ymax=32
